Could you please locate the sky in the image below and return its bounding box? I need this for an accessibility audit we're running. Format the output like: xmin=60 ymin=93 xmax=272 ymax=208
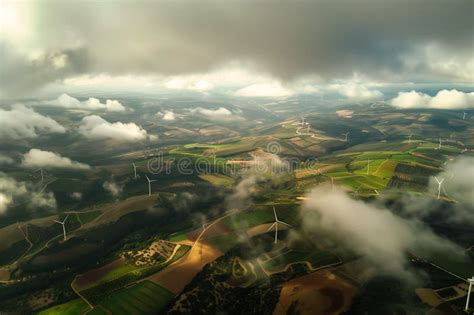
xmin=0 ymin=0 xmax=473 ymax=100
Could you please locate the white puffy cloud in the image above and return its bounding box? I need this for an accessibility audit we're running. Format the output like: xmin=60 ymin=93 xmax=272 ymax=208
xmin=189 ymin=107 xmax=242 ymax=121
xmin=0 ymin=172 xmax=56 ymax=214
xmin=390 ymin=89 xmax=474 ymax=109
xmin=330 ymin=83 xmax=383 ymax=101
xmin=71 ymin=192 xmax=82 ymax=200
xmin=78 ymin=115 xmax=150 ymax=141
xmin=0 ymin=193 xmax=13 ymax=214
xmin=336 ymin=109 xmax=354 ymax=118
xmin=22 ymin=149 xmax=90 ymax=170
xmin=44 ymin=93 xmax=126 ymax=112
xmin=30 ymin=191 xmax=57 ymax=209
xmin=161 ymin=110 xmax=176 ymax=121
xmin=0 ymin=105 xmax=65 ymax=140
xmin=399 ymin=157 xmax=474 ymax=225
xmin=165 ymin=78 xmax=214 ymax=91
xmin=191 ymin=107 xmax=232 ymax=116
xmin=235 ymin=83 xmax=294 ymax=97
xmin=0 ymin=173 xmax=23 ymax=213
xmin=302 ymin=186 xmax=462 ymax=277
xmin=102 ymin=180 xmax=123 ymax=197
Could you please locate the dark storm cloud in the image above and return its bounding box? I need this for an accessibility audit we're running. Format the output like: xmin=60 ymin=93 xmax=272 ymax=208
xmin=1 ymin=0 xmax=473 ymax=95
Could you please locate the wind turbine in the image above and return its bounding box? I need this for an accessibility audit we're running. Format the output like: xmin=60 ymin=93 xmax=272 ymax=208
xmin=145 ymin=175 xmax=157 ymax=196
xmin=35 ymin=168 xmax=44 ymax=181
xmin=466 ymin=276 xmax=474 ymax=312
xmin=132 ymin=162 xmax=138 ymax=179
xmin=437 ymin=138 xmax=442 ymax=150
xmin=407 ymin=134 xmax=413 ymax=144
xmin=54 ymin=215 xmax=69 ymax=241
xmin=266 ymin=206 xmax=291 ymax=244
xmin=434 ymin=176 xmax=445 ymax=200
xmin=463 ymin=111 xmax=467 ymax=120
xmin=343 ymin=132 xmax=349 ymax=142
xmin=366 ymin=159 xmax=371 ymax=176
xmin=210 ymin=151 xmax=216 ymax=164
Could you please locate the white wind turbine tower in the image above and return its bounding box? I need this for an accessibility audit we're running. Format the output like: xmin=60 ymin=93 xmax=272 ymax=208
xmin=211 ymin=151 xmax=216 ymax=164
xmin=437 ymin=138 xmax=442 ymax=150
xmin=145 ymin=175 xmax=157 ymax=196
xmin=343 ymin=132 xmax=349 ymax=142
xmin=463 ymin=111 xmax=467 ymax=120
xmin=266 ymin=206 xmax=291 ymax=244
xmin=434 ymin=176 xmax=445 ymax=200
xmin=35 ymin=168 xmax=44 ymax=182
xmin=466 ymin=276 xmax=474 ymax=312
xmin=54 ymin=215 xmax=69 ymax=241
xmin=407 ymin=134 xmax=413 ymax=144
xmin=132 ymin=162 xmax=138 ymax=179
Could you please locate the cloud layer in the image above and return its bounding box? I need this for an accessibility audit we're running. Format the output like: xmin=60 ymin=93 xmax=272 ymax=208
xmin=22 ymin=149 xmax=91 ymax=170
xmin=0 ymin=172 xmax=56 ymax=214
xmin=78 ymin=115 xmax=151 ymax=141
xmin=1 ymin=0 xmax=472 ymax=95
xmin=44 ymin=94 xmax=126 ymax=112
xmin=189 ymin=107 xmax=242 ymax=121
xmin=102 ymin=179 xmax=123 ymax=197
xmin=390 ymin=89 xmax=474 ymax=109
xmin=331 ymin=83 xmax=383 ymax=101
xmin=301 ymin=186 xmax=462 ymax=278
xmin=0 ymin=105 xmax=65 ymax=140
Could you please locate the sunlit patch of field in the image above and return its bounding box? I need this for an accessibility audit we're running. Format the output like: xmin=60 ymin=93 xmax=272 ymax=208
xmin=72 ymin=258 xmax=135 ymax=291
xmin=38 ymin=298 xmax=90 ymax=315
xmin=198 ymin=174 xmax=235 ymax=187
xmin=295 ymin=164 xmax=344 ymax=179
xmin=273 ymin=269 xmax=357 ymax=315
xmin=246 ymin=223 xmax=287 ymax=237
xmin=149 ymin=242 xmax=222 ymax=294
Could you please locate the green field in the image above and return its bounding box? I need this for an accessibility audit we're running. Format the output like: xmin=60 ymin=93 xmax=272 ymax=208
xmin=98 ymin=280 xmax=174 ymax=315
xmin=77 ymin=211 xmax=102 ymax=225
xmin=221 ymin=210 xmax=274 ymax=230
xmin=80 ymin=245 xmax=190 ymax=303
xmin=206 ymin=233 xmax=239 ymax=253
xmin=166 ymin=231 xmax=190 ymax=242
xmin=95 ymin=263 xmax=139 ymax=285
xmin=39 ymin=298 xmax=89 ymax=315
xmin=198 ymin=174 xmax=235 ymax=187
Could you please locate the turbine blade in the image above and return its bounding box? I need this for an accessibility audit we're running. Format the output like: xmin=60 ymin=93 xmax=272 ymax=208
xmin=273 ymin=206 xmax=278 ymax=221
xmin=53 ymin=220 xmax=62 ymax=224
xmin=63 ymin=215 xmax=69 ymax=223
xmin=278 ymin=221 xmax=291 ymax=227
xmin=145 ymin=175 xmax=150 ymax=182
xmin=266 ymin=222 xmax=277 ymax=232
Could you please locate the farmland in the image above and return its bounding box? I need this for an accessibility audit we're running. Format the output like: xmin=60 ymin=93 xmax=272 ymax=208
xmin=1 ymin=99 xmax=473 ymax=314
xmin=97 ymin=281 xmax=174 ymax=314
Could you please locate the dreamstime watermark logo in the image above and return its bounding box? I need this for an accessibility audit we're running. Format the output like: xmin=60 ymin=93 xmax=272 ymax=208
xmin=146 ymin=143 xmax=319 ymax=176
xmin=266 ymin=141 xmax=281 ymax=155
